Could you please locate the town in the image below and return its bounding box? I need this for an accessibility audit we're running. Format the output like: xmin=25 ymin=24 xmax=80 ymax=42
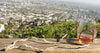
xmin=0 ymin=0 xmax=100 ymax=38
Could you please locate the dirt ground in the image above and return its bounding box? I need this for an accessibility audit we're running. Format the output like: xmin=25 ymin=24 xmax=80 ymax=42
xmin=0 ymin=38 xmax=100 ymax=53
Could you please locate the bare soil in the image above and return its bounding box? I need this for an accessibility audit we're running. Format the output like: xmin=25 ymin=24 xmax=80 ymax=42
xmin=0 ymin=38 xmax=100 ymax=53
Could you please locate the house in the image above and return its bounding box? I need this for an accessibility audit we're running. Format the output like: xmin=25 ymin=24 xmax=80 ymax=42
xmin=0 ymin=24 xmax=5 ymax=32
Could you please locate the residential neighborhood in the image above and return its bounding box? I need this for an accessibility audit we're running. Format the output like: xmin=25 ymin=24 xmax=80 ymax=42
xmin=0 ymin=0 xmax=100 ymax=38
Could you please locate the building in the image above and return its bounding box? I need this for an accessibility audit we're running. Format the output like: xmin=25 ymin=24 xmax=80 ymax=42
xmin=0 ymin=24 xmax=5 ymax=32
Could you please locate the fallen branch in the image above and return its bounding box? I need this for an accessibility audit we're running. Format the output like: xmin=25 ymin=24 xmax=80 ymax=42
xmin=42 ymin=39 xmax=57 ymax=44
xmin=21 ymin=44 xmax=44 ymax=51
xmin=31 ymin=37 xmax=38 ymax=40
xmin=31 ymin=37 xmax=58 ymax=44
xmin=5 ymin=38 xmax=29 ymax=51
xmin=61 ymin=25 xmax=77 ymax=40
xmin=61 ymin=34 xmax=68 ymax=40
xmin=4 ymin=37 xmax=58 ymax=51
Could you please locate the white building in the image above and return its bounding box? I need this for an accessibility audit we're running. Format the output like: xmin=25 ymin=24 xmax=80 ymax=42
xmin=0 ymin=24 xmax=5 ymax=32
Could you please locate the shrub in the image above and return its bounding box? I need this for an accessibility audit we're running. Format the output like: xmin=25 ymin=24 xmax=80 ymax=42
xmin=26 ymin=21 xmax=77 ymax=38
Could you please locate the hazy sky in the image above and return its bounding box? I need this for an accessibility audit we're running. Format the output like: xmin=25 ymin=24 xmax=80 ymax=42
xmin=64 ymin=0 xmax=100 ymax=5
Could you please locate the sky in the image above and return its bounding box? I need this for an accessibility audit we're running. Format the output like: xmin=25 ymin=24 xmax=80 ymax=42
xmin=62 ymin=0 xmax=100 ymax=5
